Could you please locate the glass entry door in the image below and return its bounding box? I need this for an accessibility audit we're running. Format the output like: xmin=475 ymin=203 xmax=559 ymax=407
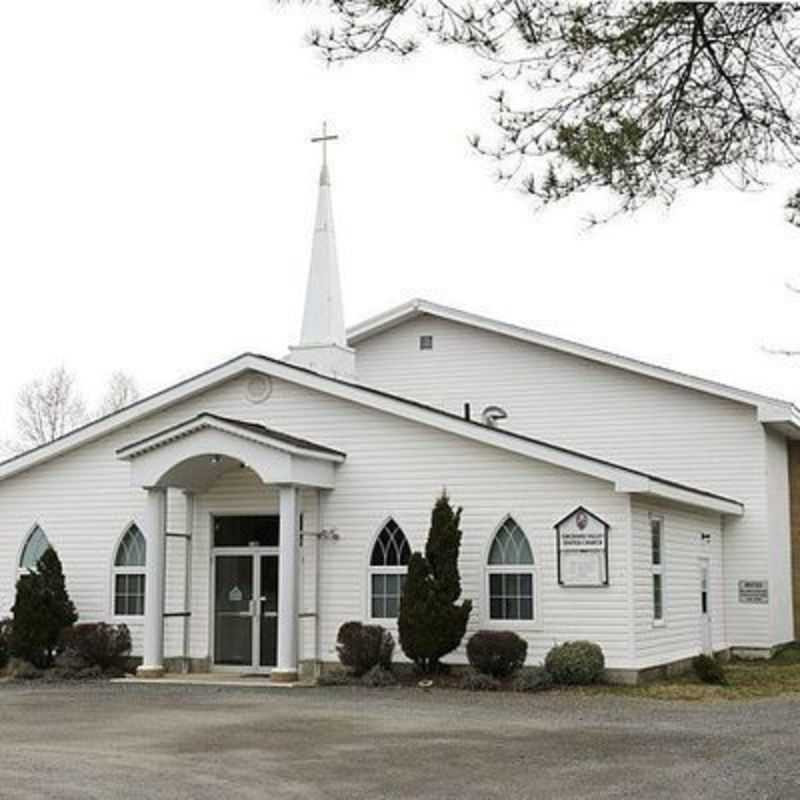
xmin=213 ymin=552 xmax=279 ymax=670
xmin=259 ymin=556 xmax=278 ymax=668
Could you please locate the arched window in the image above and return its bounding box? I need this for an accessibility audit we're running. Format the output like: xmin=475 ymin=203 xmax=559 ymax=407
xmin=113 ymin=524 xmax=146 ymax=616
xmin=487 ymin=517 xmax=535 ymax=621
xmin=369 ymin=519 xmax=411 ymax=619
xmin=19 ymin=525 xmax=53 ymax=571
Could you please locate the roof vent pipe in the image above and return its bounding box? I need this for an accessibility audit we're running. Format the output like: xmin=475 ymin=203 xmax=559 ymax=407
xmin=481 ymin=405 xmax=508 ymax=428
xmin=464 ymin=403 xmax=471 ymax=421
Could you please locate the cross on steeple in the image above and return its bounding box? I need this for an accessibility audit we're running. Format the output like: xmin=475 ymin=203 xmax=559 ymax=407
xmin=310 ymin=121 xmax=338 ymax=168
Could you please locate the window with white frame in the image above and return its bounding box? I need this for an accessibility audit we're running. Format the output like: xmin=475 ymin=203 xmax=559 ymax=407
xmin=19 ymin=525 xmax=53 ymax=572
xmin=369 ymin=519 xmax=411 ymax=619
xmin=650 ymin=515 xmax=664 ymax=622
xmin=113 ymin=524 xmax=146 ymax=616
xmin=487 ymin=517 xmax=535 ymax=621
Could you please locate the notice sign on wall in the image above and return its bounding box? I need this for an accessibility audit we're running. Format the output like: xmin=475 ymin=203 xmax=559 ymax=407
xmin=555 ymin=507 xmax=610 ymax=587
xmin=738 ymin=580 xmax=769 ymax=605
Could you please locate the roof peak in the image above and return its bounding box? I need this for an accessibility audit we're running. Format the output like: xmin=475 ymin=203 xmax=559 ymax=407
xmin=347 ymin=297 xmax=797 ymax=414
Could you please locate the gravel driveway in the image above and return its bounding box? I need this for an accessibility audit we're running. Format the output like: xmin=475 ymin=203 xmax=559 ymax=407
xmin=1 ymin=682 xmax=799 ymax=799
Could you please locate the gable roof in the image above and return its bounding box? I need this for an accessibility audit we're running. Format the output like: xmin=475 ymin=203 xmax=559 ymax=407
xmin=116 ymin=413 xmax=346 ymax=461
xmin=0 ymin=351 xmax=742 ymax=516
xmin=347 ymin=298 xmax=800 ymax=434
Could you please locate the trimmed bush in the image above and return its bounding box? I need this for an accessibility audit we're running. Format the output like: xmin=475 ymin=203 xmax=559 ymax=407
xmin=513 ymin=666 xmax=554 ymax=693
xmin=335 ymin=621 xmax=394 ymax=676
xmin=59 ymin=623 xmax=132 ymax=672
xmin=466 ymin=630 xmax=528 ymax=678
xmin=459 ymin=668 xmax=501 ymax=692
xmin=0 ymin=618 xmax=11 ymax=671
xmin=361 ymin=665 xmax=398 ymax=688
xmin=545 ymin=641 xmax=605 ymax=685
xmin=399 ymin=493 xmax=472 ymax=674
xmin=692 ymin=654 xmax=727 ymax=685
xmin=11 ymin=549 xmax=78 ymax=668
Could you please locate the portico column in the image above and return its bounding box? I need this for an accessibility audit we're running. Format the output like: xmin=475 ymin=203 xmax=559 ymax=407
xmin=138 ymin=487 xmax=167 ymax=678
xmin=273 ymin=485 xmax=299 ymax=683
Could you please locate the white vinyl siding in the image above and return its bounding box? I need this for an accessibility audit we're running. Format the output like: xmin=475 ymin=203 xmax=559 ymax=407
xmin=355 ymin=313 xmax=778 ymax=649
xmin=0 ymin=370 xmax=638 ymax=669
xmin=766 ymin=430 xmax=793 ymax=645
xmin=631 ymin=499 xmax=724 ymax=668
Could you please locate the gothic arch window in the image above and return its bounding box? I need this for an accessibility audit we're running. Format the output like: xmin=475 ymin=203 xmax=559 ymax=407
xmin=113 ymin=524 xmax=146 ymax=616
xmin=487 ymin=517 xmax=535 ymax=621
xmin=369 ymin=519 xmax=411 ymax=619
xmin=19 ymin=525 xmax=53 ymax=571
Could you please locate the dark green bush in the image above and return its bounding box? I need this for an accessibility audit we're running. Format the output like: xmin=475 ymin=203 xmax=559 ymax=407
xmin=692 ymin=654 xmax=727 ymax=685
xmin=513 ymin=666 xmax=554 ymax=693
xmin=459 ymin=667 xmax=501 ymax=691
xmin=399 ymin=493 xmax=472 ymax=674
xmin=335 ymin=621 xmax=394 ymax=676
xmin=361 ymin=665 xmax=398 ymax=688
xmin=545 ymin=641 xmax=605 ymax=685
xmin=466 ymin=630 xmax=528 ymax=678
xmin=11 ymin=549 xmax=78 ymax=668
xmin=0 ymin=618 xmax=11 ymax=670
xmin=59 ymin=623 xmax=132 ymax=672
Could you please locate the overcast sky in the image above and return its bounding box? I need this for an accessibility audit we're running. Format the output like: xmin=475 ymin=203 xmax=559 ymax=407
xmin=1 ymin=0 xmax=799 ymax=442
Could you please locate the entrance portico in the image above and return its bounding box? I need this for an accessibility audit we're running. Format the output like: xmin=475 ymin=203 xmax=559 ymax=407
xmin=116 ymin=413 xmax=345 ymax=681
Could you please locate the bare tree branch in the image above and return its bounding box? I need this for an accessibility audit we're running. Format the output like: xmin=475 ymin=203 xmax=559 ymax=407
xmin=302 ymin=1 xmax=800 ymax=218
xmin=14 ymin=367 xmax=88 ymax=451
xmin=98 ymin=371 xmax=140 ymax=417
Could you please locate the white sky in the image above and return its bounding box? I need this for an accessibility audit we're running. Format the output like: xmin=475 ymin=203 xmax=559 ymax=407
xmin=1 ymin=0 xmax=799 ymax=441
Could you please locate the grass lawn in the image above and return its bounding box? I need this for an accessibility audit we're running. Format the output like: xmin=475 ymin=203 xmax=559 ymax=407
xmin=582 ymin=644 xmax=800 ymax=702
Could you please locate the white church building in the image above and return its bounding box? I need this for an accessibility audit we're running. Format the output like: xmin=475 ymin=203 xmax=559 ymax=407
xmin=1 ymin=148 xmax=799 ymax=683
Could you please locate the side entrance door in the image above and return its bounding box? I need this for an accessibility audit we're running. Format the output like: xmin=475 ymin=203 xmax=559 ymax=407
xmin=213 ymin=551 xmax=279 ymax=672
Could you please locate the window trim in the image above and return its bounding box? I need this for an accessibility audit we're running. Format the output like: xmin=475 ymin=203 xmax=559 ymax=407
xmin=484 ymin=515 xmax=541 ymax=631
xmin=366 ymin=517 xmax=410 ymax=623
xmin=17 ymin=522 xmax=53 ymax=575
xmin=650 ymin=513 xmax=666 ymax=627
xmin=111 ymin=522 xmax=147 ymax=620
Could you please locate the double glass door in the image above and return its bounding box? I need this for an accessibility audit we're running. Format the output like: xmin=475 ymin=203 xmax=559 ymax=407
xmin=213 ymin=552 xmax=279 ymax=670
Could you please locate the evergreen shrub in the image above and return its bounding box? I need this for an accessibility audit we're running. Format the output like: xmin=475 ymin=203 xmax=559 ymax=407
xmin=399 ymin=493 xmax=472 ymax=674
xmin=466 ymin=630 xmax=528 ymax=678
xmin=692 ymin=654 xmax=727 ymax=685
xmin=545 ymin=641 xmax=605 ymax=685
xmin=11 ymin=549 xmax=78 ymax=668
xmin=335 ymin=621 xmax=394 ymax=676
xmin=60 ymin=623 xmax=132 ymax=672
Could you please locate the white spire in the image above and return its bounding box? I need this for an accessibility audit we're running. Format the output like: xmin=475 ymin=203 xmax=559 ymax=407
xmin=288 ymin=124 xmax=356 ymax=379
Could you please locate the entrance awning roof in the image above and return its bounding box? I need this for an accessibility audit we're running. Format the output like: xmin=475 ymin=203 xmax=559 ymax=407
xmin=117 ymin=413 xmax=346 ymax=462
xmin=117 ymin=413 xmax=345 ymax=491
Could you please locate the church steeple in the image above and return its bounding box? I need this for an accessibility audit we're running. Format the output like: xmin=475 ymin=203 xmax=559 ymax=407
xmin=288 ymin=123 xmax=356 ymax=379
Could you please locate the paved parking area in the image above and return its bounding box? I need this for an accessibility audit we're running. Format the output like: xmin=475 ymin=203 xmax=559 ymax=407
xmin=1 ymin=682 xmax=799 ymax=799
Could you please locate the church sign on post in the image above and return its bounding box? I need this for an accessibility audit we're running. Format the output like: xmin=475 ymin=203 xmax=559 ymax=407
xmin=555 ymin=507 xmax=609 ymax=587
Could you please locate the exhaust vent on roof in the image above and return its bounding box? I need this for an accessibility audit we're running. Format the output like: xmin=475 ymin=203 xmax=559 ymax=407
xmin=481 ymin=405 xmax=508 ymax=428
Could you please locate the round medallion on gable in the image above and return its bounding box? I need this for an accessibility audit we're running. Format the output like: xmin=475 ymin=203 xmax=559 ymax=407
xmin=245 ymin=374 xmax=272 ymax=404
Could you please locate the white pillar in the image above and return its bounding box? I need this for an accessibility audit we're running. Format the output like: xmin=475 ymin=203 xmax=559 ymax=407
xmin=274 ymin=485 xmax=299 ymax=682
xmin=138 ymin=487 xmax=167 ymax=677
